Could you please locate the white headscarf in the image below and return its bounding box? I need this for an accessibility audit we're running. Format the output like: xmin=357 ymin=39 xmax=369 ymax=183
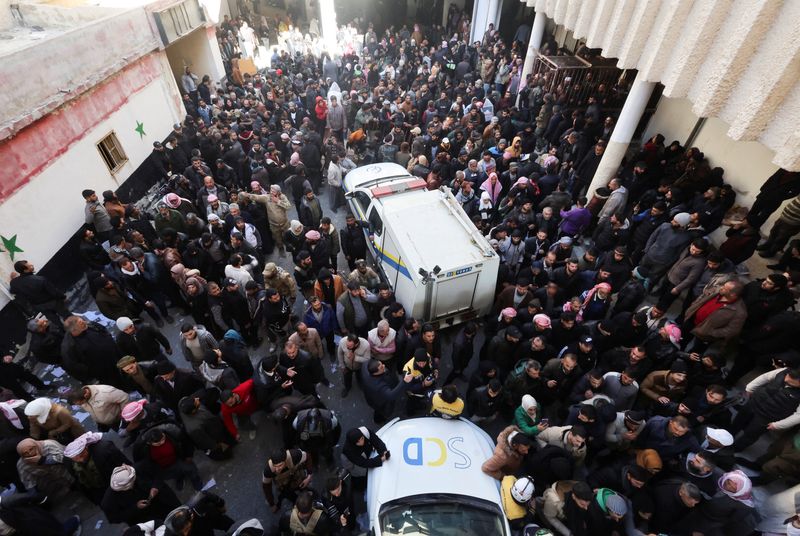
xmin=110 ymin=464 xmax=137 ymax=492
xmin=718 ymin=470 xmax=754 ymax=507
xmin=478 ymin=191 xmax=493 ymax=209
xmin=521 ymin=395 xmax=537 ymax=413
xmin=0 ymin=400 xmax=26 ymax=429
xmin=23 ymin=397 xmax=52 ymax=424
xmin=64 ymin=431 xmax=104 ymax=459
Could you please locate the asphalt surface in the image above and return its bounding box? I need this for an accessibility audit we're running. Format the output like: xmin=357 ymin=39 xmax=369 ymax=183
xmin=40 ymin=183 xmax=497 ymax=535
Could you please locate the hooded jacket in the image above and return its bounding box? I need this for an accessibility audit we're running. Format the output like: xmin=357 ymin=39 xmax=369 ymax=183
xmin=481 ymin=425 xmax=525 ymax=479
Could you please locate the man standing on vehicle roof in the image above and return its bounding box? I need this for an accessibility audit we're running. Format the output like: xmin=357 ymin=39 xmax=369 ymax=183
xmin=340 ymin=214 xmax=370 ymax=271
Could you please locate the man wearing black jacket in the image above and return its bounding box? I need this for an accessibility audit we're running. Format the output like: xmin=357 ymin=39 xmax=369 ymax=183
xmin=340 ymin=215 xmax=369 ymax=271
xmin=9 ymin=260 xmax=70 ymax=320
xmin=360 ymin=360 xmax=413 ymax=423
xmin=62 ymin=316 xmax=122 ymax=387
xmin=115 ymin=317 xmax=172 ymax=363
xmin=153 ymin=360 xmax=204 ymax=413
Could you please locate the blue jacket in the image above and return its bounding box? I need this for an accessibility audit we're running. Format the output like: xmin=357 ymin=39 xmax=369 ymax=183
xmin=303 ymin=302 xmax=337 ymax=336
xmin=634 ymin=415 xmax=700 ymax=461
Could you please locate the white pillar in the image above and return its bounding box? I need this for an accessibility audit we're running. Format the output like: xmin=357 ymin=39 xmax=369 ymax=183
xmin=470 ymin=0 xmax=496 ymax=44
xmin=515 ymin=9 xmax=546 ymax=106
xmin=469 ymin=0 xmax=480 ymax=43
xmin=587 ymin=72 xmax=656 ymax=197
xmin=319 ymin=0 xmax=337 ymax=54
xmin=491 ymin=0 xmax=502 ymax=29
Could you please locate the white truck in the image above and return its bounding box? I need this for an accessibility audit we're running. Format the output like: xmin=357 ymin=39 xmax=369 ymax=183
xmin=367 ymin=417 xmax=511 ymax=536
xmin=342 ymin=163 xmax=499 ymax=327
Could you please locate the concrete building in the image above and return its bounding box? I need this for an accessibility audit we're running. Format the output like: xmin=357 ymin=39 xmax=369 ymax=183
xmin=0 ymin=0 xmax=226 ymax=317
xmin=505 ymin=0 xmax=800 ymax=219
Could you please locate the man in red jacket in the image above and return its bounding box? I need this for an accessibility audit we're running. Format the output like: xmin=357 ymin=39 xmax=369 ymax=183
xmin=220 ymin=379 xmax=259 ymax=441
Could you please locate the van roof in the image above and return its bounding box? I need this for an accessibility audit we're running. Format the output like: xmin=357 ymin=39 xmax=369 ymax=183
xmin=343 ymin=162 xmax=412 ymax=191
xmin=378 ymin=190 xmax=490 ymax=271
xmin=370 ymin=417 xmax=500 ymax=508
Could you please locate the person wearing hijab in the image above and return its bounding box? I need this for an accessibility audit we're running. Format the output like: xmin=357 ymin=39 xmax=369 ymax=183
xmin=477 ymin=191 xmax=495 ymax=224
xmin=15 ymin=438 xmax=74 ymax=499
xmin=283 ymin=219 xmax=306 ymax=257
xmin=514 ymin=395 xmax=548 ymax=437
xmin=169 ymin=264 xmax=206 ymax=295
xmin=23 ymin=397 xmax=85 ymax=444
xmin=64 ymin=431 xmax=131 ymax=504
xmin=100 ymin=464 xmax=181 ymax=526
xmin=480 ymin=172 xmax=503 ymax=205
xmin=678 ymin=470 xmax=756 ymax=535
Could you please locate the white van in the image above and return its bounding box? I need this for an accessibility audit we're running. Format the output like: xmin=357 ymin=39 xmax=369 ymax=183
xmin=342 ymin=163 xmax=499 ymax=327
xmin=367 ymin=417 xmax=510 ymax=536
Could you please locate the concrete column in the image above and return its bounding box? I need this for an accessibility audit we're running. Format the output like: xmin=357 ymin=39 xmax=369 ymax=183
xmin=319 ymin=0 xmax=337 ymax=54
xmin=469 ymin=0 xmax=480 ymax=43
xmin=587 ymin=71 xmax=656 ymax=197
xmin=470 ymin=0 xmax=498 ymax=44
xmin=491 ymin=0 xmax=502 ymax=29
xmin=515 ymin=9 xmax=546 ymax=106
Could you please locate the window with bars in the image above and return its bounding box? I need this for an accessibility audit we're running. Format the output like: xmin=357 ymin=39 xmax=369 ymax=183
xmin=97 ymin=132 xmax=128 ymax=173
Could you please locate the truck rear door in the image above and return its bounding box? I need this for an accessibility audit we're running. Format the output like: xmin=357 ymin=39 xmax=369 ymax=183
xmin=432 ymin=270 xmax=480 ymax=319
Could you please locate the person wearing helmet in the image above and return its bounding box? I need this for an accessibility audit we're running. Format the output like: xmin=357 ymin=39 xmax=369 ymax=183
xmin=501 ymin=474 xmax=537 ymax=530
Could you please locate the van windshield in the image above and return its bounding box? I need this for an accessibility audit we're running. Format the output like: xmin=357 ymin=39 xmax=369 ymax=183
xmin=379 ymin=497 xmax=506 ymax=536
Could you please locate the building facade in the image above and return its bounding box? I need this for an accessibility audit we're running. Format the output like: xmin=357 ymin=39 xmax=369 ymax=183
xmin=505 ymin=0 xmax=800 ymax=206
xmin=0 ymin=0 xmax=226 ymax=316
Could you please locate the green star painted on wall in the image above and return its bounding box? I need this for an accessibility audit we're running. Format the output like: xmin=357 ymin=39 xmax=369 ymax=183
xmin=135 ymin=121 xmax=146 ymax=139
xmin=0 ymin=234 xmax=23 ymax=261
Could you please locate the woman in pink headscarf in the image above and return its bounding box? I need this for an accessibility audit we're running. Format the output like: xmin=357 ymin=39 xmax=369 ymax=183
xmin=479 ymin=172 xmax=503 ymax=205
xmin=683 ymin=470 xmax=756 ymax=535
xmin=578 ymin=282 xmax=613 ymax=322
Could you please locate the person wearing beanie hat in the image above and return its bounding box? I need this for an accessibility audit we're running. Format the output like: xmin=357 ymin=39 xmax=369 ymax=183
xmin=637 ymin=211 xmax=695 ymax=281
xmin=115 ymin=316 xmax=174 ymax=364
xmin=152 ymin=358 xmax=204 ymax=413
xmin=638 ymin=359 xmax=689 ymax=412
xmin=605 ymin=407 xmax=646 ymax=450
xmin=599 ymin=489 xmax=628 ymax=520
xmin=116 ymin=355 xmax=158 ymax=396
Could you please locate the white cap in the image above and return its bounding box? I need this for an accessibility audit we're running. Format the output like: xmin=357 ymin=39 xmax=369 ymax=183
xmin=673 ymin=212 xmax=691 ymax=227
xmin=706 ymin=427 xmax=734 ymax=447
xmin=116 ymin=316 xmax=133 ymax=331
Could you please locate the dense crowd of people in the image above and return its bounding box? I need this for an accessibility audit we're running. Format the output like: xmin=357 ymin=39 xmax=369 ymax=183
xmin=3 ymin=5 xmax=800 ymax=536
